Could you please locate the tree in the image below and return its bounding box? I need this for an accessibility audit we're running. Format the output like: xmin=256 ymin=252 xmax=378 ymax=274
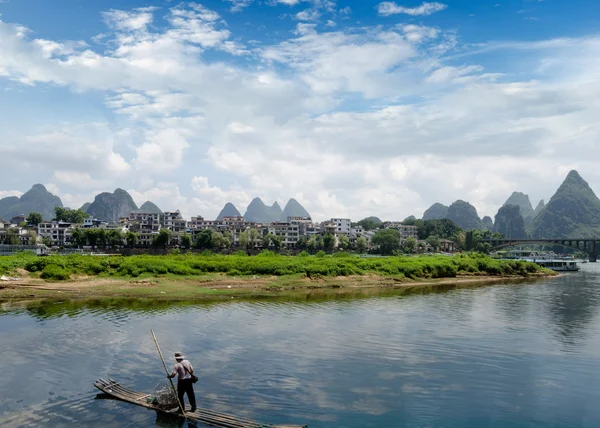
xmin=126 ymin=231 xmax=138 ymax=248
xmin=195 ymin=229 xmax=213 ymax=249
xmin=357 ymin=218 xmax=381 ymax=231
xmin=222 ymin=231 xmax=233 ymax=249
xmin=426 ymin=235 xmax=441 ymax=252
xmin=211 ymin=231 xmax=228 ymax=250
xmin=356 ymin=236 xmax=368 ymax=253
xmin=153 ymin=229 xmax=172 ymax=249
xmin=6 ymin=228 xmax=20 ymax=245
xmin=97 ymin=228 xmax=107 ymax=248
xmin=271 ymin=235 xmax=283 ymax=251
xmin=42 ymin=237 xmax=51 ymax=247
xmin=262 ymin=234 xmax=271 ymax=249
xmin=371 ymin=229 xmax=402 ymax=255
xmin=296 ymin=236 xmax=308 ymax=250
xmin=307 ymin=235 xmax=319 ymax=254
xmin=84 ymin=229 xmax=99 ymax=248
xmin=337 ymin=234 xmax=350 ymax=251
xmin=322 ymin=233 xmax=335 ymax=252
xmin=107 ymin=229 xmax=124 ymax=247
xmin=403 ymin=236 xmax=417 ymax=253
xmin=180 ymin=233 xmax=192 ymax=249
xmin=53 ymin=207 xmax=68 ymax=222
xmin=71 ymin=227 xmax=86 ymax=248
xmin=248 ymin=228 xmax=260 ymax=248
xmin=27 ymin=230 xmax=37 ymax=245
xmin=26 ymin=212 xmax=43 ymax=226
xmin=54 ymin=207 xmax=88 ymax=224
xmin=239 ymin=230 xmax=249 ymax=249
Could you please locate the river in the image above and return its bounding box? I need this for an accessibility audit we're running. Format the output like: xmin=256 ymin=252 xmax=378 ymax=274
xmin=2 ymin=265 xmax=600 ymax=427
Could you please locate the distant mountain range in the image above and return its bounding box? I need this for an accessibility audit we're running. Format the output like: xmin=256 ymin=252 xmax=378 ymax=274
xmin=419 ymin=170 xmax=600 ymax=238
xmin=216 ymin=198 xmax=312 ymax=223
xmin=0 ymin=184 xmax=62 ymax=221
xmin=2 ymin=171 xmax=600 ymax=239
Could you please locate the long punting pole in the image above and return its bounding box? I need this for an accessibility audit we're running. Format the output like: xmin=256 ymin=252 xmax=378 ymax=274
xmin=151 ymin=329 xmax=187 ymax=418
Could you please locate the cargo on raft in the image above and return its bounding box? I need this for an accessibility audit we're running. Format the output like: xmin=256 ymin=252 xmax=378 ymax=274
xmin=94 ymin=378 xmax=307 ymax=428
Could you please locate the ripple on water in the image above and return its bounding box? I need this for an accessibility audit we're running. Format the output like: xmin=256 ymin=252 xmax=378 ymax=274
xmin=3 ymin=266 xmax=600 ymax=427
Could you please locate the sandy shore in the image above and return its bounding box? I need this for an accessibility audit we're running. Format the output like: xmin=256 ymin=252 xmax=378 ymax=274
xmin=0 ymin=271 xmax=555 ymax=301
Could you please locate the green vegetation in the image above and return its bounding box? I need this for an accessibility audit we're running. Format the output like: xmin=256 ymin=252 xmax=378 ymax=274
xmin=53 ymin=207 xmax=89 ymax=224
xmin=0 ymin=251 xmax=547 ymax=281
xmin=371 ymin=228 xmax=402 ymax=255
xmin=26 ymin=212 xmax=43 ymax=226
xmin=356 ymin=216 xmax=383 ymax=231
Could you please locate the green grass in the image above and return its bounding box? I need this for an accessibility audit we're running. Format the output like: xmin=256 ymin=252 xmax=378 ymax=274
xmin=0 ymin=251 xmax=546 ymax=281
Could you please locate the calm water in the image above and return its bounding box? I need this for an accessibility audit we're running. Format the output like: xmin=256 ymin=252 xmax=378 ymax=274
xmin=2 ymin=266 xmax=600 ymax=427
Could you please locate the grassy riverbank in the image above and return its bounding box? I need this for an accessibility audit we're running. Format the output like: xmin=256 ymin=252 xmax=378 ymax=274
xmin=0 ymin=251 xmax=554 ymax=300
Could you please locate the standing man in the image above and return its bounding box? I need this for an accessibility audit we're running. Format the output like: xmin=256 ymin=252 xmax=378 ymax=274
xmin=168 ymin=351 xmax=197 ymax=413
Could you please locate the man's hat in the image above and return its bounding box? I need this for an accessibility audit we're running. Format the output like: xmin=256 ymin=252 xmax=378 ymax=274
xmin=174 ymin=352 xmax=185 ymax=360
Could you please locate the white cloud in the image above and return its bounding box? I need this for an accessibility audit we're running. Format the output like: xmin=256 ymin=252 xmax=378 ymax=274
xmin=378 ymin=1 xmax=448 ymax=16
xmin=260 ymin=28 xmax=417 ymax=98
xmin=134 ymin=129 xmax=189 ymax=173
xmin=1 ymin=4 xmax=600 ymax=222
xmin=399 ymin=24 xmax=439 ymax=43
xmin=225 ymin=0 xmax=254 ymax=12
xmin=102 ymin=7 xmax=157 ymax=32
xmin=0 ymin=190 xmax=23 ymax=200
xmin=296 ymin=9 xmax=321 ymax=21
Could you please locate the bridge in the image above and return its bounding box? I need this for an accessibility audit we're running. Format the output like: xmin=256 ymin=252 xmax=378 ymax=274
xmin=465 ymin=233 xmax=599 ymax=262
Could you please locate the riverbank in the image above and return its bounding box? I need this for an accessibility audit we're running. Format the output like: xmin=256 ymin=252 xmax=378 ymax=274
xmin=0 ymin=252 xmax=555 ymax=301
xmin=0 ymin=272 xmax=554 ymax=301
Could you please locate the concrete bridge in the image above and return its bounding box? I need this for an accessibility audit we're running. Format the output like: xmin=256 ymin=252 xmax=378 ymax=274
xmin=465 ymin=233 xmax=599 ymax=262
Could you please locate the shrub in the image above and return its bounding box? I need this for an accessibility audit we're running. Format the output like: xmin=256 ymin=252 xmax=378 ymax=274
xmin=40 ymin=265 xmax=70 ymax=281
xmin=315 ymin=250 xmax=326 ymax=258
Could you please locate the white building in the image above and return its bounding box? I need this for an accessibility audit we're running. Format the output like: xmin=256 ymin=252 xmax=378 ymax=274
xmin=329 ymin=218 xmax=352 ymax=234
xmin=383 ymin=222 xmax=419 ymax=239
xmin=267 ymin=222 xmax=300 ymax=247
xmin=162 ymin=211 xmax=187 ymax=233
xmin=38 ymin=221 xmax=74 ymax=246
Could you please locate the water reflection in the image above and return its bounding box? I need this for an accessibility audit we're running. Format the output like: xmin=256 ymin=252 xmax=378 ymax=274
xmin=2 ymin=266 xmax=600 ymax=427
xmin=546 ymin=271 xmax=600 ymax=348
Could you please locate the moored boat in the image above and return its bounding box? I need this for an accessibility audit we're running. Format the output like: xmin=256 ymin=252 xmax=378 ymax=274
xmin=497 ymin=250 xmax=580 ymax=272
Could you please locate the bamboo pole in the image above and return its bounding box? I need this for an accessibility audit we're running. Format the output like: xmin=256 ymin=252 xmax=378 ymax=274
xmin=151 ymin=329 xmax=187 ymax=418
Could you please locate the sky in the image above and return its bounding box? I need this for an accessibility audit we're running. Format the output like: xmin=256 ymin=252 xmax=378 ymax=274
xmin=0 ymin=0 xmax=599 ymax=222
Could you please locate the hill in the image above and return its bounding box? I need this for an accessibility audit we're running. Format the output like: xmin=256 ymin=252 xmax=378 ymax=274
xmin=494 ymin=205 xmax=527 ymax=238
xmin=446 ymin=200 xmax=483 ymax=231
xmin=139 ymin=201 xmax=163 ymax=214
xmin=534 ymin=199 xmax=545 ymax=216
xmin=281 ymin=198 xmax=311 ymax=219
xmin=86 ymin=189 xmax=138 ymax=223
xmin=80 ymin=202 xmax=91 ymax=213
xmin=422 ymin=203 xmax=449 ymax=220
xmin=482 ymin=216 xmax=494 ymax=231
xmin=357 ymin=216 xmax=383 ymax=230
xmin=217 ymin=202 xmax=242 ymax=220
xmin=529 ymin=170 xmax=600 ymax=238
xmin=243 ymin=198 xmax=283 ymax=223
xmin=503 ymin=192 xmax=535 ymax=224
xmin=0 ymin=184 xmax=63 ymax=221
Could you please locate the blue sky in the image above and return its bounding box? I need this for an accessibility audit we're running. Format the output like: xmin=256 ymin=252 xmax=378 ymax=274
xmin=0 ymin=0 xmax=599 ymax=220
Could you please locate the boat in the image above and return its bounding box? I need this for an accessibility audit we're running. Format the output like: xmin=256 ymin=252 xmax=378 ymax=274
xmin=499 ymin=250 xmax=580 ymax=272
xmin=94 ymin=378 xmax=307 ymax=428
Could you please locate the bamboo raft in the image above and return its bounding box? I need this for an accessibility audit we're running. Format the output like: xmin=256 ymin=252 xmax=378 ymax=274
xmin=94 ymin=378 xmax=307 ymax=428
